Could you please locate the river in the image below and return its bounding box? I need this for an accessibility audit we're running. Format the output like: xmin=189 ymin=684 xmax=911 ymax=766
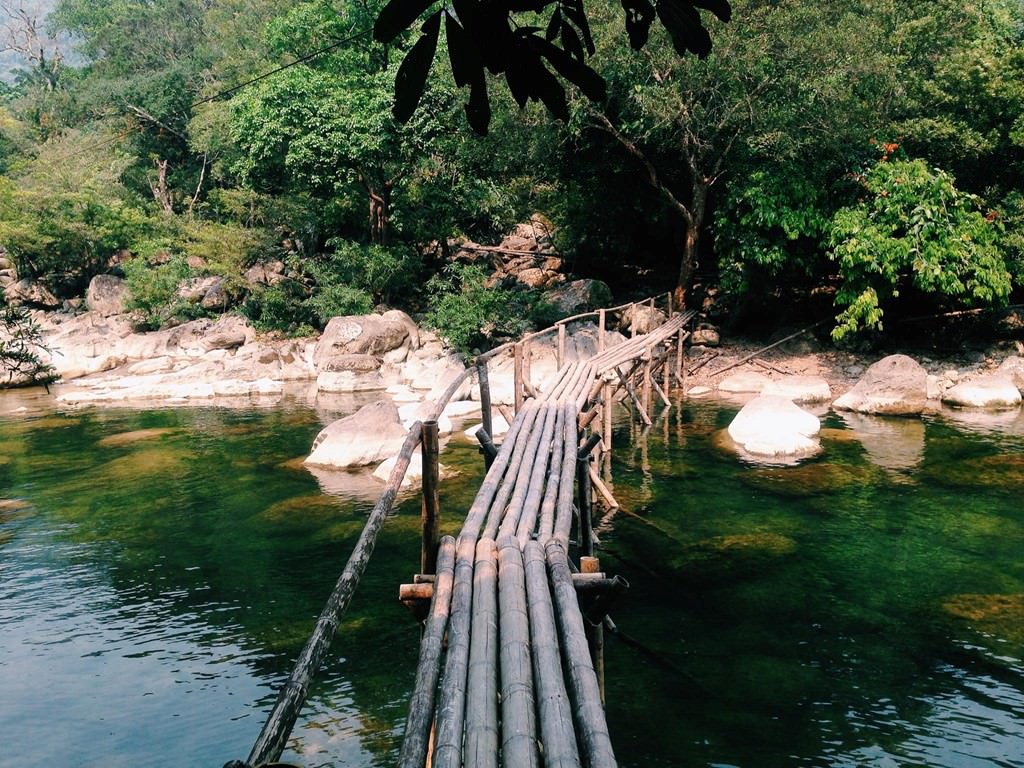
xmin=1 ymin=390 xmax=1021 ymax=767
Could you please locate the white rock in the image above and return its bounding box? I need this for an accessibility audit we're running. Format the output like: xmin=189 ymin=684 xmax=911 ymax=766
xmin=942 ymin=375 xmax=1022 ymax=409
xmin=761 ymin=376 xmax=831 ymax=403
xmin=398 ymin=402 xmax=453 ymax=436
xmin=833 ymin=354 xmax=928 ymax=415
xmin=686 ymin=386 xmax=712 ymax=397
xmin=718 ymin=371 xmax=770 ymax=394
xmin=464 ymin=413 xmax=511 ymax=440
xmin=727 ymin=395 xmax=821 ymax=458
xmin=442 ymin=400 xmax=482 ymax=418
xmin=316 ymin=370 xmax=384 ymax=393
xmin=996 ymin=356 xmax=1024 ymax=393
xmin=372 ymin=451 xmax=450 ymax=489
xmin=305 ymin=400 xmax=409 ymax=468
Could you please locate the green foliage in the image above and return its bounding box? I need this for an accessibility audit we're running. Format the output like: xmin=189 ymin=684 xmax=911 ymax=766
xmin=239 ymin=281 xmax=315 ymax=336
xmin=0 ymin=304 xmax=58 ymax=388
xmin=828 ymin=156 xmax=1011 ymax=340
xmin=123 ymin=255 xmax=196 ymax=330
xmin=305 ymin=284 xmax=373 ymax=326
xmin=424 ymin=263 xmax=532 ymax=354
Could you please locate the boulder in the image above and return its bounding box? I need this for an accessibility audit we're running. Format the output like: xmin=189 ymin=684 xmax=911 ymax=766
xmin=372 ymin=452 xmax=450 ymax=489
xmin=691 ymin=326 xmax=720 ymax=347
xmin=942 ymin=375 xmax=1022 ymax=409
xmin=761 ymin=375 xmax=832 ymax=403
xmin=195 ymin=315 xmax=254 ymax=352
xmin=4 ymin=279 xmax=60 ymax=309
xmin=86 ymin=275 xmax=129 ymax=317
xmin=304 ymin=400 xmax=409 ymax=468
xmin=996 ymin=356 xmax=1024 ymax=393
xmin=539 ymin=279 xmax=613 ymax=318
xmin=200 ymin=277 xmax=229 ymax=310
xmin=621 ymin=303 xmax=666 ymax=334
xmin=727 ymin=395 xmax=821 ymax=458
xmin=314 ymin=314 xmax=411 ymax=369
xmin=176 ymin=276 xmax=221 ymax=303
xmin=244 ymin=259 xmax=286 ymax=286
xmin=465 ymin=413 xmax=511 ymax=440
xmin=320 ymin=354 xmax=382 ymax=373
xmin=718 ymin=371 xmax=770 ymax=395
xmin=832 ymin=354 xmax=928 ymax=415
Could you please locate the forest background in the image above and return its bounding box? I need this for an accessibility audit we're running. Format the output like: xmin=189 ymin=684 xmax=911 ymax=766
xmin=1 ymin=0 xmax=1023 ymax=353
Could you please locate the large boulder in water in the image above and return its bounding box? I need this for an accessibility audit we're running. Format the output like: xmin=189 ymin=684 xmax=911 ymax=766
xmin=942 ymin=374 xmax=1022 ymax=409
xmin=304 ymin=400 xmax=409 ymax=468
xmin=314 ymin=313 xmax=412 ymax=369
xmin=727 ymin=395 xmax=821 ymax=458
xmin=833 ymin=354 xmax=928 ymax=415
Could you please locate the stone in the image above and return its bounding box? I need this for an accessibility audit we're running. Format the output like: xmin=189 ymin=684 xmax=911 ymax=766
xmin=538 ymin=279 xmax=613 ymax=318
xmin=196 ymin=315 xmax=254 ymax=352
xmin=691 ymin=327 xmax=720 ymax=346
xmin=942 ymin=375 xmax=1022 ymax=409
xmin=314 ymin=314 xmax=411 ymax=369
xmin=996 ymin=356 xmax=1024 ymax=393
xmin=516 ymin=267 xmax=549 ymax=289
xmin=832 ymin=354 xmax=929 ymax=415
xmin=761 ymin=375 xmax=832 ymax=403
xmin=85 ymin=275 xmax=129 ymax=317
xmin=321 ymin=354 xmax=382 ymax=373
xmin=718 ymin=371 xmax=770 ymax=395
xmin=620 ymin=304 xmax=666 ymax=334
xmin=316 ymin=370 xmax=384 ymax=393
xmin=4 ymin=279 xmax=60 ymax=309
xmin=304 ymin=400 xmax=410 ymax=468
xmin=726 ymin=395 xmax=821 ymax=458
xmin=465 ymin=413 xmax=511 ymax=440
xmin=176 ymin=276 xmax=221 ymax=303
xmin=398 ymin=402 xmax=453 ymax=436
xmin=244 ymin=259 xmax=286 ymax=286
xmin=199 ymin=277 xmax=229 ymax=310
xmin=371 ymin=451 xmax=450 ymax=489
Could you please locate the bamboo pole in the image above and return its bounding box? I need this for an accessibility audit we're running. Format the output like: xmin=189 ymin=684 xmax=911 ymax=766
xmin=558 ymin=322 xmax=567 ymax=369
xmin=641 ymin=349 xmax=653 ymax=416
xmin=524 ymin=540 xmax=582 ymax=768
xmin=475 ymin=428 xmax=498 ymax=470
xmin=588 ymin=466 xmax=619 ymax=511
xmin=598 ymin=309 xmax=606 ymax=354
xmin=523 ymin=340 xmax=532 ymax=398
xmin=615 ymin=367 xmax=651 ymax=427
xmin=497 ymin=538 xmax=540 ymax=768
xmin=577 ymin=452 xmax=594 ymax=557
xmin=477 ymin=360 xmax=493 ymax=444
xmin=421 ymin=420 xmax=441 ymax=575
xmin=465 ymin=538 xmax=499 ymax=768
xmin=662 ymin=343 xmax=671 ymax=400
xmin=554 ymin=402 xmax=579 ymax=544
xmin=398 ymin=537 xmax=457 ymax=768
xmin=514 ymin=342 xmax=524 ymax=414
xmin=245 ymin=424 xmax=424 ymax=767
xmin=580 ymin=556 xmax=606 ymax=704
xmin=482 ymin=403 xmax=543 ymax=540
xmin=537 ymin=404 xmax=566 ymax=542
xmin=432 ymin=534 xmax=477 ymax=768
xmin=545 ymin=540 xmax=617 ymax=768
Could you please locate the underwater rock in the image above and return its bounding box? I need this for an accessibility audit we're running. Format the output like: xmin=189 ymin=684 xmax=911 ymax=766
xmin=97 ymin=428 xmax=176 ymax=448
xmin=372 ymin=451 xmax=452 ymax=489
xmin=669 ymin=532 xmax=797 ymax=584
xmin=833 ymin=354 xmax=928 ymax=415
xmin=742 ymin=460 xmax=879 ymax=497
xmin=942 ymin=593 xmax=1024 ymax=645
xmin=727 ymin=395 xmax=821 ymax=459
xmin=838 ymin=412 xmax=925 ymax=473
xmin=923 ymin=452 xmax=1024 ymax=490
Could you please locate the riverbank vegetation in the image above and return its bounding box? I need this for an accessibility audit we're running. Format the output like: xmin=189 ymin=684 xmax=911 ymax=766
xmin=1 ymin=0 xmax=1022 ymax=347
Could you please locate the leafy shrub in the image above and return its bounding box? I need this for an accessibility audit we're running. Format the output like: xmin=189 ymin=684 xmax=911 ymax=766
xmin=305 ymin=284 xmax=373 ymax=326
xmin=317 ymin=239 xmax=421 ymax=305
xmin=828 ymin=157 xmax=1011 ymax=340
xmin=424 ymin=263 xmax=533 ymax=354
xmin=240 ymin=282 xmax=315 ymax=336
xmin=0 ymin=304 xmax=58 ymax=388
xmin=123 ymin=255 xmax=198 ymax=330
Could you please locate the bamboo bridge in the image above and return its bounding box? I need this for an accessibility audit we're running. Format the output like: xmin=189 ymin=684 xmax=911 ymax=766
xmin=225 ymin=295 xmax=695 ymax=768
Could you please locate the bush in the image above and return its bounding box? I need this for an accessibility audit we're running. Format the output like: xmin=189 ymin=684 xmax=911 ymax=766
xmin=123 ymin=255 xmax=200 ymax=330
xmin=316 ymin=240 xmax=422 ymax=305
xmin=424 ymin=263 xmax=533 ymax=354
xmin=240 ymin=282 xmax=315 ymax=336
xmin=305 ymin=284 xmax=373 ymax=325
xmin=1 ymin=304 xmax=58 ymax=388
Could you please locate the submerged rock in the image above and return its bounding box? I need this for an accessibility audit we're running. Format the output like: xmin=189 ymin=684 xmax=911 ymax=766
xmin=742 ymin=460 xmax=880 ymax=497
xmin=97 ymin=428 xmax=176 ymax=448
xmin=372 ymin=451 xmax=452 ymax=489
xmin=670 ymin=532 xmax=797 ymax=584
xmin=942 ymin=593 xmax=1024 ymax=645
xmin=838 ymin=412 xmax=925 ymax=474
xmin=727 ymin=395 xmax=821 ymax=459
xmin=833 ymin=354 xmax=928 ymax=415
xmin=922 ymin=452 xmax=1024 ymax=490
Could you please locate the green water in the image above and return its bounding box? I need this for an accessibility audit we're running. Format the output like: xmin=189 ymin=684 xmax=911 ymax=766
xmin=0 ymin=392 xmax=1021 ymax=767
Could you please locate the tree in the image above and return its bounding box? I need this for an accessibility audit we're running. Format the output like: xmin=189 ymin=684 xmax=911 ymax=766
xmin=828 ymin=153 xmax=1011 ymax=340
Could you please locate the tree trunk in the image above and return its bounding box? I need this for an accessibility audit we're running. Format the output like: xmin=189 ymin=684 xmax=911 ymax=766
xmin=675 ymin=183 xmax=708 ymax=308
xmin=368 ymin=184 xmax=391 ymax=246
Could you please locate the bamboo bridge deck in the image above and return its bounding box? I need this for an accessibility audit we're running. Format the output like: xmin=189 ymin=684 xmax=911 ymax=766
xmin=225 ymin=297 xmax=694 ymax=768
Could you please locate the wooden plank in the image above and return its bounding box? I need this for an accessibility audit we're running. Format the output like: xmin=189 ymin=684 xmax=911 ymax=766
xmin=245 ymin=423 xmax=425 ymax=767
xmin=465 ymin=538 xmax=499 ymax=768
xmin=545 ymin=540 xmax=618 ymax=768
xmin=524 ymin=540 xmax=582 ymax=768
xmin=497 ymin=538 xmax=540 ymax=768
xmin=398 ymin=537 xmax=457 ymax=768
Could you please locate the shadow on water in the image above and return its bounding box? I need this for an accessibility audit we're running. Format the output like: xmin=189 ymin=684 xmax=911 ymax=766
xmin=1 ymin=394 xmax=1022 ymax=767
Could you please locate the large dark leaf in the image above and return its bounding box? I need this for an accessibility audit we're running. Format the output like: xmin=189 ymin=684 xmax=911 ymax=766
xmin=393 ymin=11 xmax=442 ymax=123
xmin=526 ymin=56 xmax=569 ymax=120
xmin=466 ymin=74 xmax=491 ymax=135
xmin=477 ymin=2 xmax=516 ymax=74
xmin=505 ymin=52 xmax=532 ymax=108
xmin=560 ymin=0 xmax=596 ymax=55
xmin=535 ymin=37 xmax=606 ymax=102
xmin=657 ymin=0 xmax=712 ymax=57
xmin=560 ymin=22 xmax=585 ymax=62
xmin=445 ymin=11 xmax=477 ymax=88
xmin=692 ymin=0 xmax=732 ymax=22
xmin=545 ymin=7 xmax=562 ymax=41
xmin=374 ymin=0 xmax=436 ymax=43
xmin=621 ymin=0 xmax=656 ymax=50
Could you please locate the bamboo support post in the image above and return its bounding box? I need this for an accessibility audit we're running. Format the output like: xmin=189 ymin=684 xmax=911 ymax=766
xmin=662 ymin=342 xmax=671 ymax=400
xmin=523 ymin=340 xmax=532 ymax=397
xmin=477 ymin=360 xmax=493 ymax=442
xmin=641 ymin=350 xmax=653 ymax=415
xmin=580 ymin=557 xmax=606 ymax=704
xmin=558 ymin=322 xmax=567 ymax=368
xmin=398 ymin=571 xmax=621 ymax=605
xmin=667 ymin=291 xmax=673 ymax=318
xmin=578 ymin=405 xmax=601 ymax=431
xmin=497 ymin=538 xmax=540 ymax=768
xmin=524 ymin=540 xmax=582 ymax=768
xmin=514 ymin=342 xmax=524 ymax=414
xmin=577 ymin=455 xmax=594 ymax=557
xmin=598 ymin=309 xmax=606 ymax=354
xmin=475 ymin=428 xmax=498 ymax=470
xmin=244 ymin=424 xmax=424 ymax=767
xmin=616 ymin=366 xmax=651 ymax=427
xmin=465 ymin=538 xmax=499 ymax=768
xmin=398 ymin=537 xmax=456 ymax=768
xmin=421 ymin=420 xmax=441 ymax=575
xmin=497 ymin=403 xmax=515 ymax=429
xmin=588 ymin=465 xmax=619 ymax=511
xmin=650 ymin=364 xmax=671 ymax=408
xmin=545 ymin=540 xmax=617 ymax=768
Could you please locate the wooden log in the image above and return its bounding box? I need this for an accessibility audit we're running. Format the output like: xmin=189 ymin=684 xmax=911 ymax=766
xmin=641 ymin=350 xmax=653 ymax=416
xmin=667 ymin=291 xmax=673 ymax=318
xmin=615 ymin=366 xmax=652 ymax=427
xmin=523 ymin=340 xmax=532 ymax=398
xmin=465 ymin=538 xmax=499 ymax=768
xmin=475 ymin=428 xmax=498 ymax=470
xmin=497 ymin=403 xmax=515 ymax=429
xmin=432 ymin=534 xmax=477 ymax=768
xmin=477 ymin=360 xmax=493 ymax=443
xmin=558 ymin=322 xmax=566 ymax=369
xmin=398 ymin=537 xmax=457 ymax=768
xmin=588 ymin=466 xmax=619 ymax=511
xmin=398 ymin=571 xmax=619 ymax=605
xmin=545 ymin=540 xmax=618 ymax=768
xmin=524 ymin=540 xmax=582 ymax=768
xmin=244 ymin=423 xmax=424 ymax=767
xmin=537 ymin=404 xmax=566 ymax=542
xmin=650 ymin=364 xmax=672 ymax=408
xmin=598 ymin=309 xmax=606 ymax=354
xmin=497 ymin=538 xmax=540 ymax=768
xmin=554 ymin=403 xmax=579 ymax=543
xmin=706 ymin=321 xmax=823 ymax=378
xmin=662 ymin=342 xmax=671 ymax=399
xmin=578 ymin=405 xmax=601 ymax=431
xmin=421 ymin=420 xmax=441 ymax=575
xmin=399 ymin=582 xmax=434 ymax=601
xmin=514 ymin=342 xmax=524 ymax=414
